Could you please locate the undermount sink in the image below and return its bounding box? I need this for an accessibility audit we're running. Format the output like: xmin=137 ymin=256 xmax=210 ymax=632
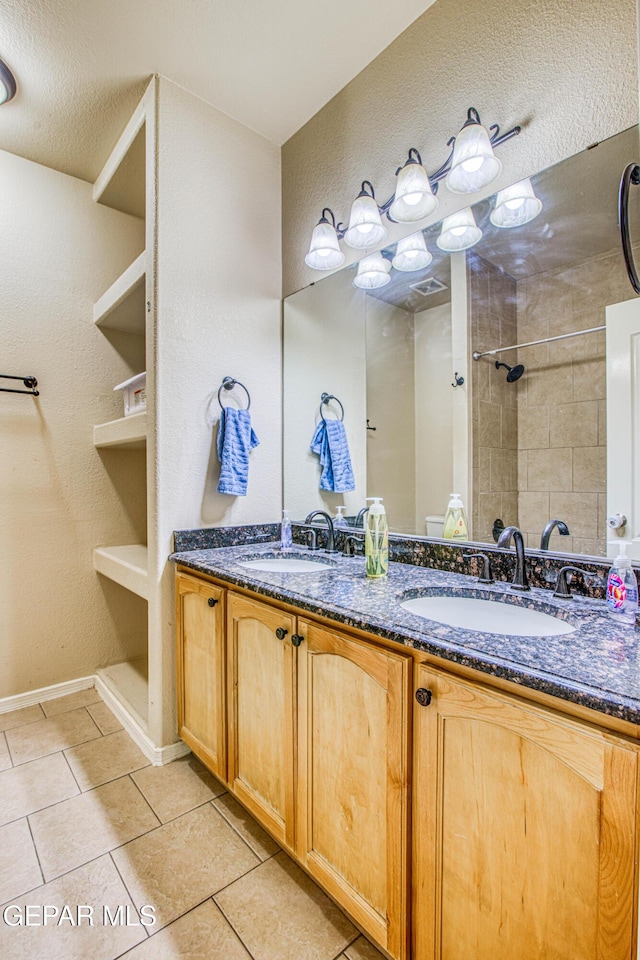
xmin=400 ymin=595 xmax=576 ymax=637
xmin=238 ymin=557 xmax=334 ymax=573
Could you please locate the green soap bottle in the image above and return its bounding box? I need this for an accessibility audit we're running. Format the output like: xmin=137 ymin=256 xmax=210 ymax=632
xmin=365 ymin=497 xmax=389 ymax=578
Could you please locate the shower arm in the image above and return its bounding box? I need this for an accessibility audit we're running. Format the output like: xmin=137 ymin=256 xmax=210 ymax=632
xmin=472 ymin=324 xmax=605 ymax=360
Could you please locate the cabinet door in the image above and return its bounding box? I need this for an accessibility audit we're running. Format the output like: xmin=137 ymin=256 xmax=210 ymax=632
xmin=413 ymin=666 xmax=639 ymax=960
xmin=296 ymin=619 xmax=412 ymax=960
xmin=227 ymin=592 xmax=296 ymax=850
xmin=176 ymin=574 xmax=226 ymax=781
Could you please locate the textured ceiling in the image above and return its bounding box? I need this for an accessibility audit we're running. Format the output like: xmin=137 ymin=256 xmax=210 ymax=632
xmin=0 ymin=0 xmax=435 ymax=183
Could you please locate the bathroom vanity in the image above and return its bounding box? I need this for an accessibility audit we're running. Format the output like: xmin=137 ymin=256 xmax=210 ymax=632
xmin=172 ymin=543 xmax=640 ymax=960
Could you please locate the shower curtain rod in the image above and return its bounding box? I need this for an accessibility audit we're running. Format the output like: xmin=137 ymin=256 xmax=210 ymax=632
xmin=472 ymin=324 xmax=605 ymax=360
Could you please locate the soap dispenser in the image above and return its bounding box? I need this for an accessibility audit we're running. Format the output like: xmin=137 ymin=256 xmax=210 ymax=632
xmin=365 ymin=497 xmax=388 ymax=578
xmin=606 ymin=542 xmax=638 ymax=625
xmin=443 ymin=493 xmax=469 ymax=540
xmin=280 ymin=509 xmax=293 ymax=551
xmin=334 ymin=505 xmax=348 ymax=530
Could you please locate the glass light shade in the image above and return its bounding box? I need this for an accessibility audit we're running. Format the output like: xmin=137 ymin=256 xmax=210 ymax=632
xmin=305 ymin=220 xmax=346 ymax=270
xmin=389 ymin=163 xmax=438 ymax=223
xmin=0 ymin=60 xmax=16 ymax=105
xmin=437 ymin=209 xmax=482 ymax=252
xmin=490 ymin=178 xmax=543 ymax=228
xmin=446 ymin=121 xmax=502 ymax=194
xmin=392 ymin=232 xmax=433 ymax=272
xmin=344 ymin=194 xmax=388 ymax=249
xmin=353 ymin=253 xmax=391 ymax=289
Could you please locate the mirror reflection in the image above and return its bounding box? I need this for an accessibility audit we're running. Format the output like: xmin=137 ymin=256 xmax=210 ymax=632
xmin=283 ymin=125 xmax=640 ymax=559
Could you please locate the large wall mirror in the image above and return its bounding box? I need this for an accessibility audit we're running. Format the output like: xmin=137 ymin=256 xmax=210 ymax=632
xmin=283 ymin=125 xmax=640 ymax=559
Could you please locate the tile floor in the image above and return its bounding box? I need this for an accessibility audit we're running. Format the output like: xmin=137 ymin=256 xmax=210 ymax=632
xmin=0 ymin=687 xmax=385 ymax=960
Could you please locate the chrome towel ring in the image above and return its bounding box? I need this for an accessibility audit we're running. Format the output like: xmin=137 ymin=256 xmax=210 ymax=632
xmin=320 ymin=392 xmax=344 ymax=422
xmin=218 ymin=376 xmax=251 ymax=410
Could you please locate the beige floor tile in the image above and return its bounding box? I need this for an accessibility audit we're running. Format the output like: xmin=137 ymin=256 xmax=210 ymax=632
xmin=30 ymin=774 xmax=159 ymax=880
xmin=212 ymin=793 xmax=280 ymax=861
xmin=343 ymin=935 xmax=386 ymax=960
xmin=112 ymin=803 xmax=259 ymax=930
xmin=41 ymin=688 xmax=102 ymax=718
xmin=215 ymin=851 xmax=356 ymax=960
xmin=87 ymin=700 xmax=123 ymax=735
xmin=0 ymin=732 xmax=11 ymax=771
xmin=65 ymin=729 xmax=149 ymax=790
xmin=120 ymin=899 xmax=252 ymax=960
xmin=6 ymin=708 xmax=101 ymax=766
xmin=131 ymin=754 xmax=225 ymax=823
xmin=0 ymin=854 xmax=146 ymax=960
xmin=0 ymin=819 xmax=42 ymax=902
xmin=0 ymin=752 xmax=79 ymax=826
xmin=0 ymin=703 xmax=45 ymax=733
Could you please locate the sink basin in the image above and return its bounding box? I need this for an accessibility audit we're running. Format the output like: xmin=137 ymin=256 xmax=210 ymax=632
xmin=400 ymin=595 xmax=575 ymax=637
xmin=238 ymin=557 xmax=333 ymax=573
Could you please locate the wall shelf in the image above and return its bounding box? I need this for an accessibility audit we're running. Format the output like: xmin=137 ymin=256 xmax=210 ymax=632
xmin=93 ymin=97 xmax=146 ymax=219
xmin=93 ymin=251 xmax=146 ymax=334
xmin=93 ymin=544 xmax=149 ymax=600
xmin=97 ymin=658 xmax=149 ymax=727
xmin=93 ymin=411 xmax=147 ymax=448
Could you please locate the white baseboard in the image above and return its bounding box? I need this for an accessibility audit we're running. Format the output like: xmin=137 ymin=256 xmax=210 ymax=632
xmin=94 ymin=674 xmax=189 ymax=767
xmin=0 ymin=674 xmax=189 ymax=767
xmin=0 ymin=676 xmax=95 ymax=713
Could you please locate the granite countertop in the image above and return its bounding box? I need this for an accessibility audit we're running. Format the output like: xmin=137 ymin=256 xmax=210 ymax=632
xmin=171 ymin=542 xmax=640 ymax=725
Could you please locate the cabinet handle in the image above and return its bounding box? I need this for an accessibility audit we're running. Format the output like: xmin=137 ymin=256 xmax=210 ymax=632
xmin=208 ymin=597 xmax=218 ymax=607
xmin=291 ymin=634 xmax=304 ymax=647
xmin=275 ymin=627 xmax=288 ymax=640
xmin=415 ymin=688 xmax=433 ymax=707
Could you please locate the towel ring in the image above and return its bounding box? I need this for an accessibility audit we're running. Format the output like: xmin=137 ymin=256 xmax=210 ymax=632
xmin=320 ymin=392 xmax=344 ymax=422
xmin=218 ymin=376 xmax=251 ymax=411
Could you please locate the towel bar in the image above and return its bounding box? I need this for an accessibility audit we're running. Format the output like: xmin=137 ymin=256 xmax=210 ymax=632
xmin=0 ymin=374 xmax=39 ymax=396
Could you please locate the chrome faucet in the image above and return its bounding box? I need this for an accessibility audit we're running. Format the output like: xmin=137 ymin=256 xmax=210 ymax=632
xmin=540 ymin=519 xmax=570 ymax=551
xmin=304 ymin=510 xmax=338 ymax=553
xmin=497 ymin=525 xmax=530 ymax=591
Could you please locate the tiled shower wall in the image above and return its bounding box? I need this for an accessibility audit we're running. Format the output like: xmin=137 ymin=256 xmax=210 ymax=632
xmin=469 ymin=253 xmax=519 ymax=542
xmin=515 ymin=248 xmax=631 ymax=555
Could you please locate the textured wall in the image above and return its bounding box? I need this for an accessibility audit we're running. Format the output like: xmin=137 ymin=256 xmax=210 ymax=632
xmin=282 ymin=0 xmax=638 ymax=297
xmin=0 ymin=149 xmax=146 ymax=697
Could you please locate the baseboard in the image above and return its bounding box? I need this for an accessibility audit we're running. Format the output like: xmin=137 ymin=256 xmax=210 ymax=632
xmin=0 ymin=673 xmax=189 ymax=767
xmin=94 ymin=674 xmax=190 ymax=767
xmin=0 ymin=676 xmax=96 ymax=713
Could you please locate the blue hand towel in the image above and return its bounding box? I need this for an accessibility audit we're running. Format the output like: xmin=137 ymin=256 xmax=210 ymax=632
xmin=217 ymin=407 xmax=260 ymax=496
xmin=310 ymin=419 xmax=355 ymax=493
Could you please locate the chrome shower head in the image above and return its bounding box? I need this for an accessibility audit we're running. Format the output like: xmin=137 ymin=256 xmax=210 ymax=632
xmin=495 ymin=360 xmax=525 ymax=382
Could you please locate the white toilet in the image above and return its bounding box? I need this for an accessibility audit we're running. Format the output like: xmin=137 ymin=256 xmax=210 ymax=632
xmin=425 ymin=515 xmax=445 ymax=538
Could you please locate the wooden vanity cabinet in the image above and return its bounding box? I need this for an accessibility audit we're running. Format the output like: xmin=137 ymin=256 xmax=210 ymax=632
xmin=226 ymin=592 xmax=297 ymax=850
xmin=412 ymin=664 xmax=639 ymax=960
xmin=296 ymin=618 xmax=412 ymax=960
xmin=176 ymin=573 xmax=227 ymax=781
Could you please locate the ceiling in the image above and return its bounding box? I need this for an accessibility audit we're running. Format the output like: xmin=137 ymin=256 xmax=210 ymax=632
xmin=0 ymin=0 xmax=435 ymax=184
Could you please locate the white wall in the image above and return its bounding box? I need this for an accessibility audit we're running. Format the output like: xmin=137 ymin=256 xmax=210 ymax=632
xmin=0 ymin=149 xmax=146 ymax=697
xmin=283 ymin=266 xmax=367 ymax=520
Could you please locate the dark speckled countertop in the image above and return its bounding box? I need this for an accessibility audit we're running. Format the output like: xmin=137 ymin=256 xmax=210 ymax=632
xmin=171 ymin=542 xmax=640 ymax=726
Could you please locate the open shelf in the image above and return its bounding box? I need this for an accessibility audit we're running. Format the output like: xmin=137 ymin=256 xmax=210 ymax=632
xmin=94 ymin=411 xmax=146 ymax=449
xmin=93 ymin=251 xmax=146 ymax=334
xmin=97 ymin=658 xmax=149 ymax=726
xmin=93 ymin=99 xmax=146 ymax=219
xmin=93 ymin=544 xmax=149 ymax=600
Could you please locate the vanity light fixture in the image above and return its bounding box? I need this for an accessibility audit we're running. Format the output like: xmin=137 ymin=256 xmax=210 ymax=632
xmin=353 ymin=252 xmax=391 ymax=289
xmin=446 ymin=108 xmax=502 ymax=194
xmin=490 ymin=178 xmax=543 ymax=228
xmin=392 ymin=231 xmax=433 ymax=272
xmin=0 ymin=59 xmax=16 ymax=105
xmin=305 ymin=209 xmax=346 ymax=269
xmin=437 ymin=208 xmax=482 ymax=252
xmin=344 ymin=181 xmax=388 ymax=249
xmin=389 ymin=149 xmax=438 ymax=223
xmin=303 ymin=107 xmax=521 ymax=270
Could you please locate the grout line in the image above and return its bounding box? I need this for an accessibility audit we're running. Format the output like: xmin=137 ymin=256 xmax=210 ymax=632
xmin=212 ymin=893 xmax=262 ymax=960
xmin=108 ymin=851 xmax=151 ymax=940
xmin=211 ymin=846 xmax=276 ymax=901
xmin=210 ymin=795 xmax=278 ymax=863
xmin=127 ymin=773 xmax=163 ymax=826
xmin=0 ymin=731 xmax=13 ymax=769
xmin=24 ymin=815 xmax=45 ymax=889
xmin=60 ymin=748 xmax=83 ymax=793
xmin=208 ymin=800 xmax=264 ymax=864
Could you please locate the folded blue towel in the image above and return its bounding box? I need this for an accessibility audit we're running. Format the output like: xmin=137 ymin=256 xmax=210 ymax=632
xmin=217 ymin=407 xmax=260 ymax=496
xmin=310 ymin=419 xmax=355 ymax=493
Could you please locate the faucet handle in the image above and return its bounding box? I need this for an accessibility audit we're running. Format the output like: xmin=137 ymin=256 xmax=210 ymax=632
xmin=463 ymin=552 xmax=494 ymax=584
xmin=343 ymin=535 xmax=363 ymax=558
xmin=553 ymin=565 xmax=593 ymax=599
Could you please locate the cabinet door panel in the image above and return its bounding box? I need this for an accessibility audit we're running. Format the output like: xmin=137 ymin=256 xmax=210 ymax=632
xmin=227 ymin=593 xmax=296 ymax=849
xmin=297 ymin=620 xmax=411 ymax=960
xmin=176 ymin=574 xmax=226 ymax=781
xmin=413 ymin=666 xmax=638 ymax=960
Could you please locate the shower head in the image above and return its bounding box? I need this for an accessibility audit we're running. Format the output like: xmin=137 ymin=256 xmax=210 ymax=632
xmin=495 ymin=360 xmax=525 ymax=382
